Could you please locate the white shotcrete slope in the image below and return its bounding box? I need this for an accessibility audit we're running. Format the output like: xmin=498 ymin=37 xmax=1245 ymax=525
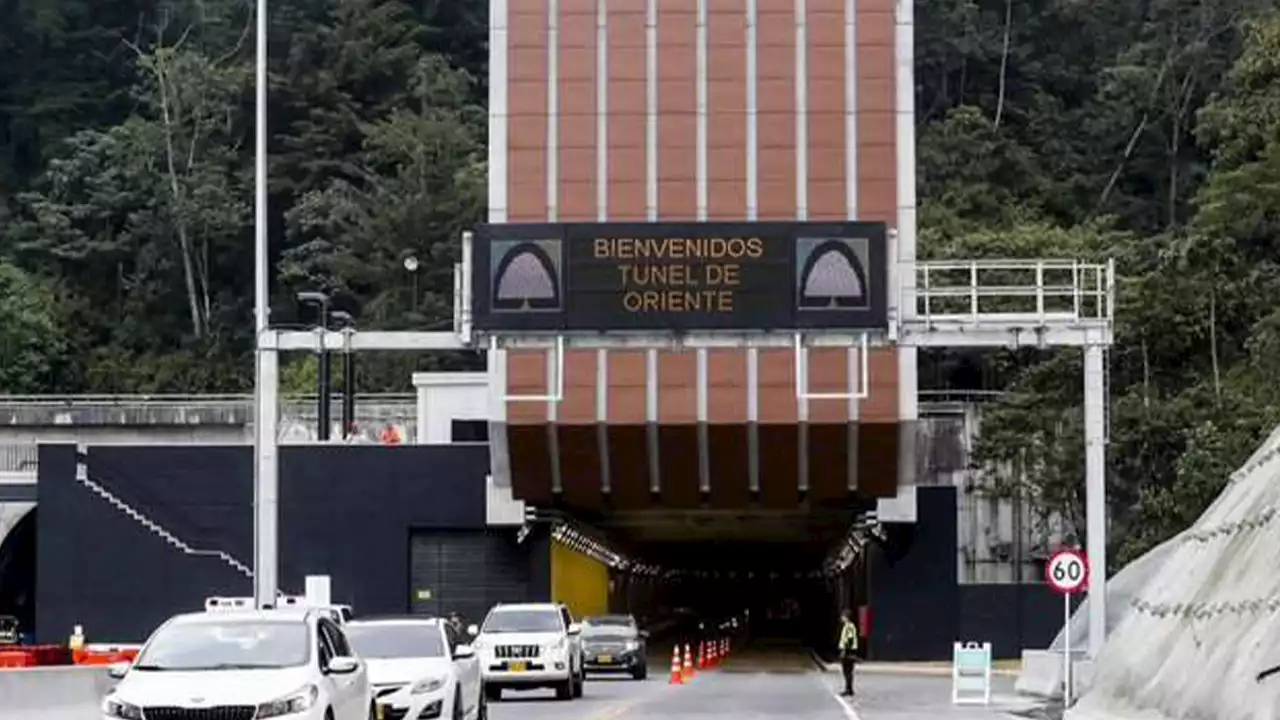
xmin=1069 ymin=422 xmax=1280 ymax=720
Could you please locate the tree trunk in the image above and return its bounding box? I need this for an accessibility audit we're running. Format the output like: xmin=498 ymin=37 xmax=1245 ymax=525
xmin=1209 ymin=267 xmax=1221 ymax=404
xmin=994 ymin=0 xmax=1012 ymax=130
xmin=155 ymin=56 xmax=205 ymax=338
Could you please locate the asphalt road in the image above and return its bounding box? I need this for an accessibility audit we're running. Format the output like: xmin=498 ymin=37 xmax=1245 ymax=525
xmin=487 ymin=643 xmax=1036 ymax=720
xmin=488 ymin=640 xmax=848 ymax=719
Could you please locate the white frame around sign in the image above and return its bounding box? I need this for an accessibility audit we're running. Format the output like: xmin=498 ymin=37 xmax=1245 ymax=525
xmin=951 ymin=641 xmax=993 ymax=705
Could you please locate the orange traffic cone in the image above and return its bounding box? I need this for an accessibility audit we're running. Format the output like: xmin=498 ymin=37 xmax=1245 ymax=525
xmin=682 ymin=644 xmax=695 ymax=682
xmin=697 ymin=641 xmax=706 ymax=670
xmin=669 ymin=646 xmax=684 ymax=685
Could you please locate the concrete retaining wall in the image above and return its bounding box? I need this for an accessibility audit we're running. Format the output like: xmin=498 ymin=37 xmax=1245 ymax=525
xmin=0 ymin=665 xmax=113 ymax=719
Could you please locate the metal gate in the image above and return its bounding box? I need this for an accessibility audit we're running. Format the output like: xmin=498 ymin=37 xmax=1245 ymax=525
xmin=409 ymin=530 xmax=534 ymax=625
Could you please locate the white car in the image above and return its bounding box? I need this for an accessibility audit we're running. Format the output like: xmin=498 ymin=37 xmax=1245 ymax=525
xmin=472 ymin=603 xmax=584 ymax=701
xmin=345 ymin=617 xmax=485 ymax=720
xmin=100 ymin=608 xmax=373 ymax=720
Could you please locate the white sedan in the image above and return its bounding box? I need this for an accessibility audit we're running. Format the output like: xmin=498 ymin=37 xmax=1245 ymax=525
xmin=101 ymin=607 xmax=373 ymax=720
xmin=346 ymin=617 xmax=485 ymax=720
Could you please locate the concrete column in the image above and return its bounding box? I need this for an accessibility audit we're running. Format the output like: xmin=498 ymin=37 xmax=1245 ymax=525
xmin=253 ymin=343 xmax=279 ymax=605
xmin=1084 ymin=344 xmax=1107 ymax=656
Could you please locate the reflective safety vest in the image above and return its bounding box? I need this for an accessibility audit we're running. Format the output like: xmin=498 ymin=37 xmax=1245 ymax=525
xmin=838 ymin=620 xmax=859 ymax=652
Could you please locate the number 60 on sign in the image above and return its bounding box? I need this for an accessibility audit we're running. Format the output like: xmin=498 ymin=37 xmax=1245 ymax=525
xmin=1046 ymin=549 xmax=1089 ymax=594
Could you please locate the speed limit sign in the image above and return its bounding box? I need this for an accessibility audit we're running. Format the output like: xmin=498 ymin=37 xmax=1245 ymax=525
xmin=1046 ymin=549 xmax=1089 ymax=594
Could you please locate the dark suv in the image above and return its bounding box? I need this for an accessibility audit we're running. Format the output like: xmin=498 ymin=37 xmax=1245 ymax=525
xmin=580 ymin=615 xmax=648 ymax=680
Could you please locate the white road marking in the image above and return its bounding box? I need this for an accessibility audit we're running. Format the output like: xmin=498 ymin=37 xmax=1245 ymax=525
xmin=812 ymin=664 xmax=863 ymax=720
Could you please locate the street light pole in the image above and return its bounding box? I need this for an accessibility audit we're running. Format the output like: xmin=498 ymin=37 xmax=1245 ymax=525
xmin=252 ymin=0 xmax=280 ymax=609
xmin=298 ymin=291 xmax=332 ymax=441
xmin=331 ymin=310 xmax=356 ymax=439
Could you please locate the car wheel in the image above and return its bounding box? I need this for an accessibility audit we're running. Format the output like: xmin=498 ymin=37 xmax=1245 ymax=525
xmin=476 ymin=690 xmax=488 ymax=720
xmin=368 ymin=701 xmax=378 ymax=719
xmin=556 ymin=675 xmax=574 ymax=700
xmin=573 ymin=668 xmax=584 ymax=698
xmin=632 ymin=664 xmax=648 ymax=681
xmin=453 ymin=687 xmax=465 ymax=720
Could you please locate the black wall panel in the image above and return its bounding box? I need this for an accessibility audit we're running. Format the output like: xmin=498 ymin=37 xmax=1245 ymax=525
xmin=277 ymin=445 xmax=491 ymax=619
xmin=868 ymin=486 xmax=1073 ymax=661
xmin=37 ymin=445 xmax=253 ymax=645
xmin=868 ymin=488 xmax=959 ymax=661
xmin=958 ymin=584 xmax=1077 ymax=660
xmin=35 ymin=444 xmax=512 ymax=644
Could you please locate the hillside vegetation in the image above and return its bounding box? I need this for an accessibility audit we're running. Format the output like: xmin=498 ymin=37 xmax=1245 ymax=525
xmin=1 ymin=0 xmax=1278 ymax=560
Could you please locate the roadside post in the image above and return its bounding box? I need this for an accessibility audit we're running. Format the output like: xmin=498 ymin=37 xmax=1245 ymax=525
xmin=1046 ymin=548 xmax=1089 ymax=706
xmin=951 ymin=641 xmax=992 ymax=705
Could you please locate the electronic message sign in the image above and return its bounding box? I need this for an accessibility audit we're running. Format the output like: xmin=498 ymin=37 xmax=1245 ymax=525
xmin=470 ymin=222 xmax=887 ymax=332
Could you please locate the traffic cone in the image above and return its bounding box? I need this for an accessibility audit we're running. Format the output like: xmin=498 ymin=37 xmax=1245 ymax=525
xmin=682 ymin=644 xmax=694 ymax=682
xmin=669 ymin=646 xmax=684 ymax=685
xmin=697 ymin=641 xmax=706 ymax=670
xmin=708 ymin=639 xmax=718 ymax=667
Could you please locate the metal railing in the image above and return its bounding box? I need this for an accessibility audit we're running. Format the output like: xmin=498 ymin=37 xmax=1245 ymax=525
xmin=910 ymin=259 xmax=1115 ymax=326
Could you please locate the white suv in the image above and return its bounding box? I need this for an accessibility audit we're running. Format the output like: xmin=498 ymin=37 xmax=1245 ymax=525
xmin=472 ymin=603 xmax=584 ymax=701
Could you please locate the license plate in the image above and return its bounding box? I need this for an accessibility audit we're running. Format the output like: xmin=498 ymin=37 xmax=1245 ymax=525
xmin=597 ymin=655 xmax=613 ymax=664
xmin=375 ymin=703 xmax=386 ymax=720
xmin=509 ymin=661 xmax=527 ymax=672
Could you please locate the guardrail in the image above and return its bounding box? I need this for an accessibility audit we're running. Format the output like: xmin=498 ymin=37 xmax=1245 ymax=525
xmin=0 ymin=665 xmax=113 ymax=720
xmin=0 ymin=393 xmax=417 ymax=406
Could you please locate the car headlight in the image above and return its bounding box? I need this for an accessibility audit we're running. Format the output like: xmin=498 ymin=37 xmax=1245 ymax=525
xmin=255 ymin=684 xmax=319 ymax=719
xmin=102 ymin=696 xmax=144 ymax=720
xmin=411 ymin=676 xmax=448 ymax=694
xmin=624 ymin=640 xmax=640 ymax=652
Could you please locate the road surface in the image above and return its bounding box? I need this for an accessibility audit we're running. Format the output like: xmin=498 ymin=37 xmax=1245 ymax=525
xmin=488 ymin=642 xmax=1034 ymax=720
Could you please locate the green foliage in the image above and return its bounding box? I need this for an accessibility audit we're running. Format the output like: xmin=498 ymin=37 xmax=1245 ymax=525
xmin=924 ymin=3 xmax=1280 ymax=564
xmin=0 ymin=0 xmax=484 ymax=393
xmin=0 ymin=261 xmax=71 ymax=393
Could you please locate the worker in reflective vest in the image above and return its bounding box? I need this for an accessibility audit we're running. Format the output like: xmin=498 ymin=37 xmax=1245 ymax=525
xmin=837 ymin=609 xmax=859 ymax=696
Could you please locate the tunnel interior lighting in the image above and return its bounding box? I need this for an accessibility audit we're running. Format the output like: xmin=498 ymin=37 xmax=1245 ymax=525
xmin=822 ymin=510 xmax=884 ymax=577
xmin=550 ymin=521 xmax=631 ymax=570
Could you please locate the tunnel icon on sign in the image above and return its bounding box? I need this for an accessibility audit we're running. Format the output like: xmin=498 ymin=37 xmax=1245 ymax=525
xmin=795 ymin=237 xmax=870 ymax=310
xmin=490 ymin=239 xmax=563 ymax=312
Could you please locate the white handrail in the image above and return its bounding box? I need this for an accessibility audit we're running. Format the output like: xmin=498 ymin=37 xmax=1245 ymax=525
xmin=910 ymin=259 xmax=1114 ymax=325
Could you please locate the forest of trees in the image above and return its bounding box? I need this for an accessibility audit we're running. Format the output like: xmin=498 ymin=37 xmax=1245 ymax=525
xmin=1 ymin=0 xmax=1278 ymax=563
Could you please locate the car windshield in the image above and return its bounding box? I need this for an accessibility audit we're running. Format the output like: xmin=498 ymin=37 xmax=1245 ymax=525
xmin=582 ymin=618 xmax=636 ymax=638
xmin=134 ymin=620 xmax=309 ymax=671
xmin=345 ymin=623 xmax=446 ymax=659
xmin=481 ymin=610 xmax=562 ymax=634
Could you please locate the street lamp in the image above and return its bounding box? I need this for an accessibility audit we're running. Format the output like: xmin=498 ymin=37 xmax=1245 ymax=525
xmin=404 ymin=256 xmax=420 ymax=313
xmin=252 ymin=0 xmax=273 ymax=609
xmin=297 ymin=291 xmax=332 ymax=441
xmin=330 ymin=310 xmax=356 ymax=440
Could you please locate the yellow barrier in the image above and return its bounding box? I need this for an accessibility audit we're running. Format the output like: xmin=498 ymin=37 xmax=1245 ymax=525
xmin=551 ymin=540 xmax=609 ymax=620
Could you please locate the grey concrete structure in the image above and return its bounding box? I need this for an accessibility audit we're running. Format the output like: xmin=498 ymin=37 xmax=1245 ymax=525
xmin=0 ymin=394 xmax=418 ymax=447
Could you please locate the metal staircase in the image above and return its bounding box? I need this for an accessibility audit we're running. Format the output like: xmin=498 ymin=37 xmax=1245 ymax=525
xmin=75 ymin=463 xmax=253 ymax=578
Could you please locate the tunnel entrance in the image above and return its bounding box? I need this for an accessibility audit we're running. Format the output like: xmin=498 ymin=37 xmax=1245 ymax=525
xmin=545 ymin=505 xmax=875 ymax=662
xmin=0 ymin=507 xmax=36 ymax=639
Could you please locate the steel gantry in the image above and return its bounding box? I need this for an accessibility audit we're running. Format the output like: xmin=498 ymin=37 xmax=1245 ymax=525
xmin=252 ymin=247 xmax=1115 ymax=656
